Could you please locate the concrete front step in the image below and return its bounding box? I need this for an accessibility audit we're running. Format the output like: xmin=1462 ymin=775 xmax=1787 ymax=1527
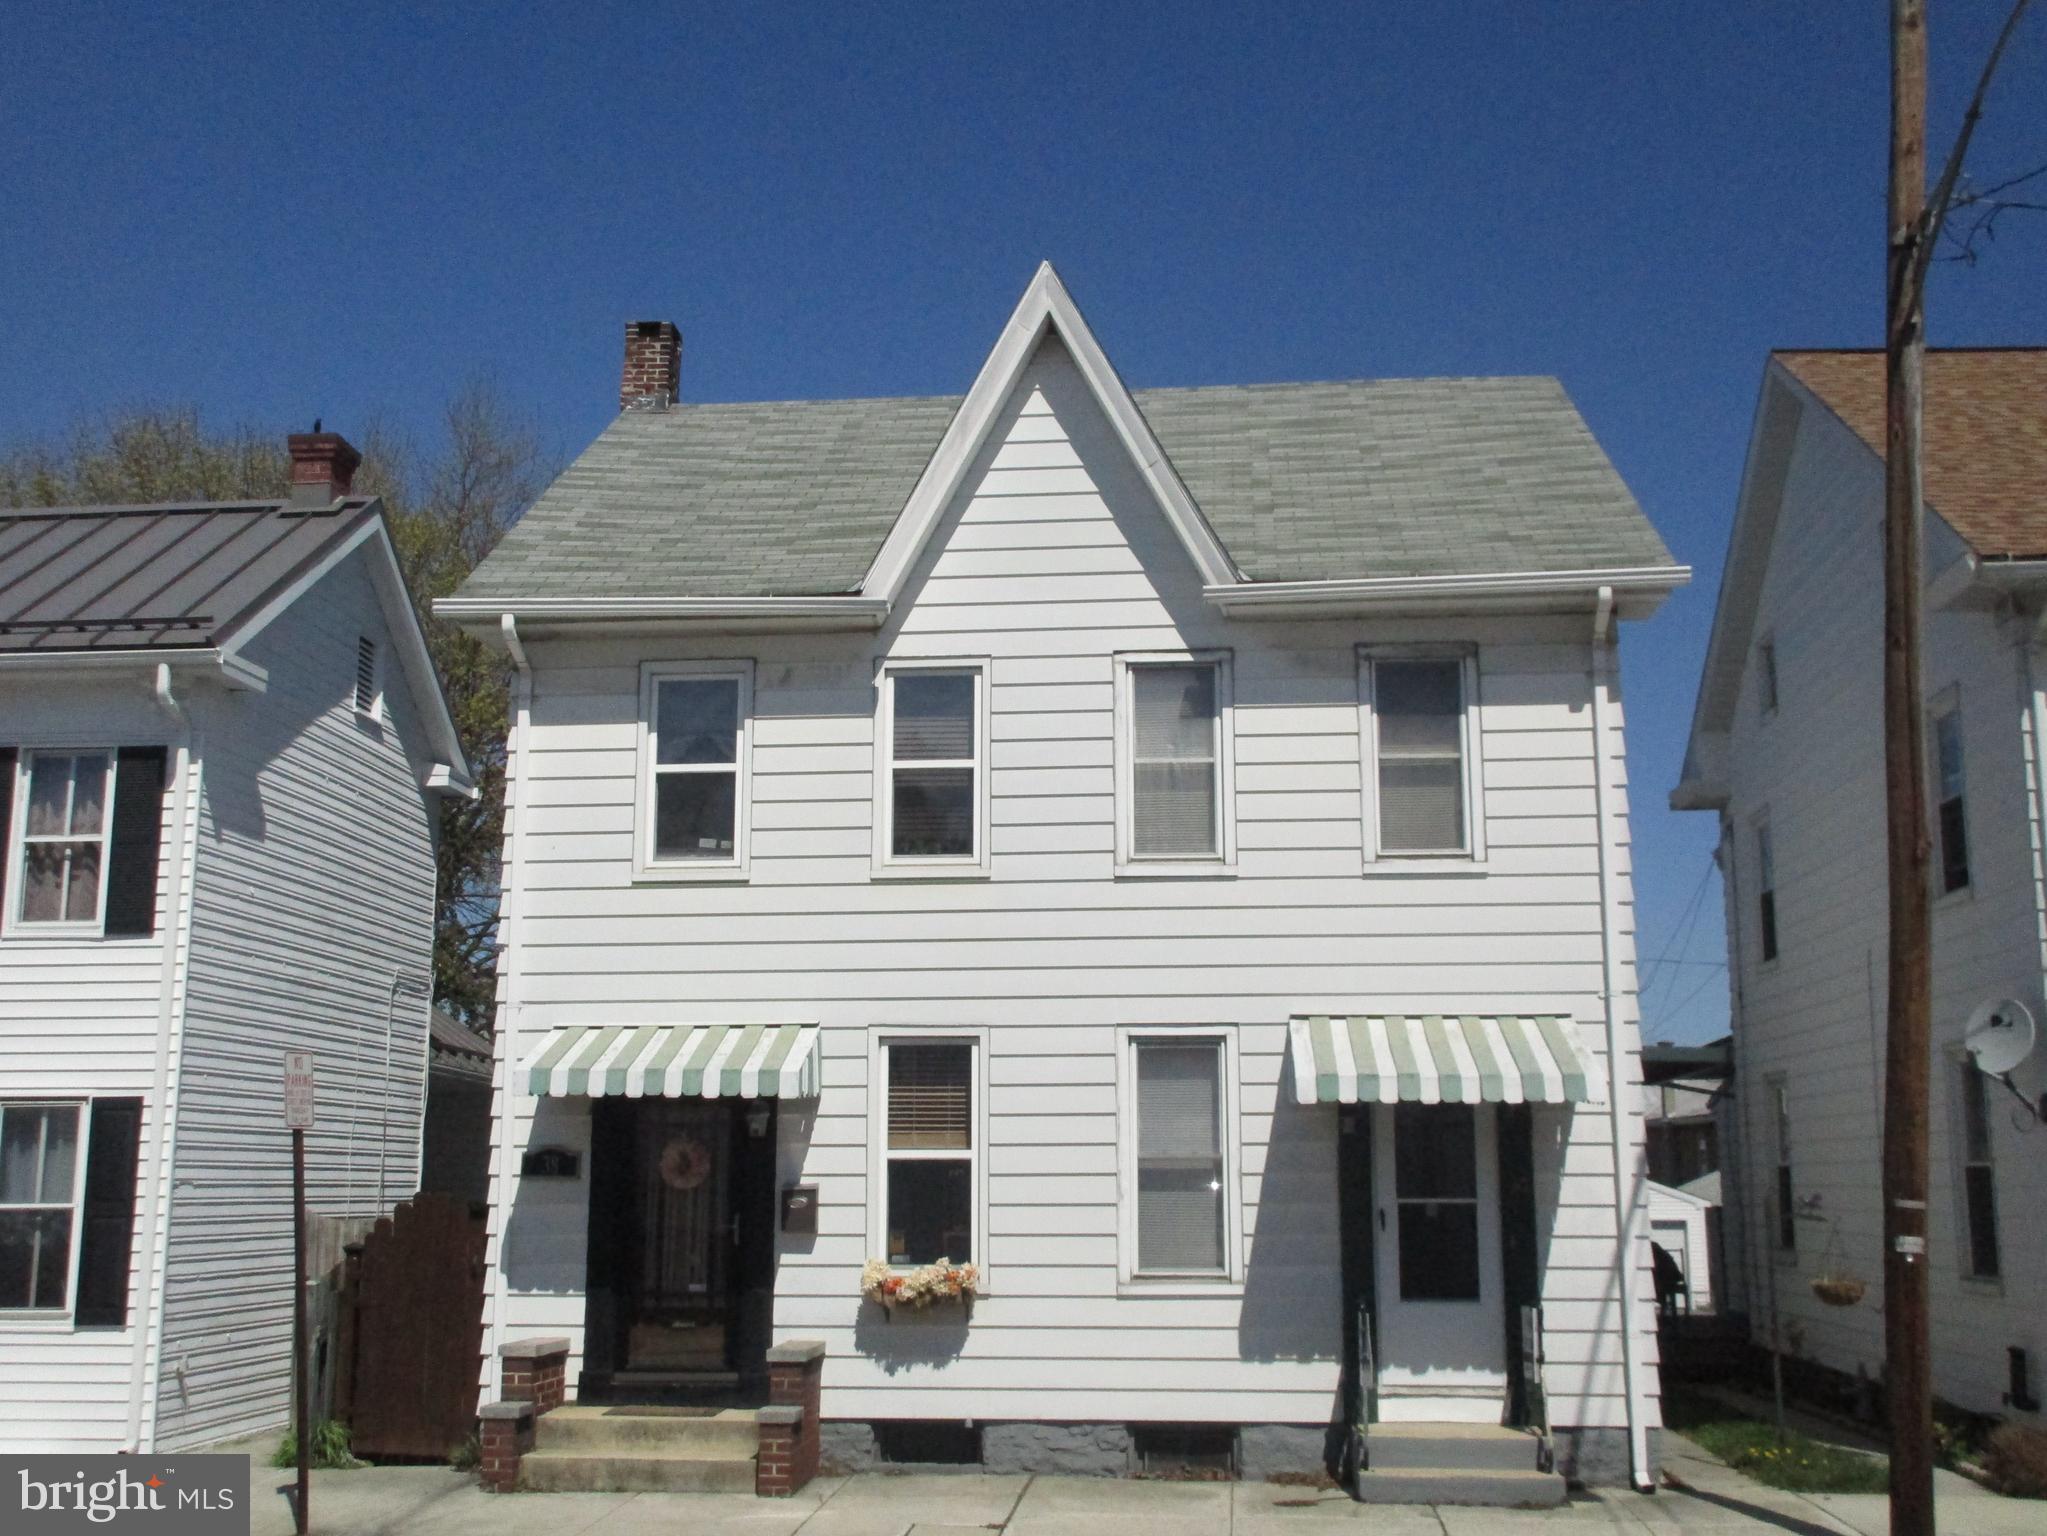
xmin=534 ymin=1404 xmax=760 ymax=1455
xmin=1355 ymin=1467 xmax=1568 ymax=1508
xmin=518 ymin=1446 xmax=757 ymax=1494
xmin=1368 ymin=1422 xmax=1544 ymax=1473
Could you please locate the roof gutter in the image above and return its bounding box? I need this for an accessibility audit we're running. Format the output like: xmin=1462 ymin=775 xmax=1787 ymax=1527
xmin=1202 ymin=564 xmax=1690 ymax=618
xmin=0 ymin=646 xmax=268 ymax=691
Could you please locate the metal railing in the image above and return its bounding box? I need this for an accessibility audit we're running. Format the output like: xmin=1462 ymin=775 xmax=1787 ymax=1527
xmin=1519 ymin=1303 xmax=1553 ymax=1472
xmin=1343 ymin=1300 xmax=1376 ymax=1490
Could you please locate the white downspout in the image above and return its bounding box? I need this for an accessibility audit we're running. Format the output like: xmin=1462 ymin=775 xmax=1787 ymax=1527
xmin=1590 ymin=589 xmax=1652 ymax=1491
xmin=486 ymin=614 xmax=533 ymax=1371
xmin=127 ymin=664 xmax=197 ymax=1452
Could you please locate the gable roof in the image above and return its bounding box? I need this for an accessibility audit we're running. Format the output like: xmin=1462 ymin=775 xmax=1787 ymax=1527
xmin=0 ymin=496 xmax=472 ymax=791
xmin=450 ymin=265 xmax=1678 ymax=621
xmin=1776 ymin=348 xmax=2047 ymax=559
xmin=1675 ymin=347 xmax=2047 ymax=811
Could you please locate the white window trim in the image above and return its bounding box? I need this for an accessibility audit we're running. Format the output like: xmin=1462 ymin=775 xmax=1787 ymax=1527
xmin=1753 ymin=811 xmax=1779 ymax=967
xmin=1767 ymin=1073 xmax=1796 ymax=1261
xmin=1948 ymin=1051 xmax=2002 ymax=1288
xmin=1112 ymin=650 xmax=1236 ymax=879
xmin=1929 ymin=686 xmax=1972 ymax=902
xmin=871 ymin=657 xmax=992 ymax=879
xmin=1115 ymin=1024 xmax=1244 ymax=1294
xmin=634 ymin=659 xmax=754 ymax=882
xmin=7 ymin=751 xmax=119 ymax=937
xmin=866 ymin=1026 xmax=991 ymax=1289
xmin=1357 ymin=645 xmax=1487 ymax=869
xmin=0 ymin=1099 xmax=89 ymax=1320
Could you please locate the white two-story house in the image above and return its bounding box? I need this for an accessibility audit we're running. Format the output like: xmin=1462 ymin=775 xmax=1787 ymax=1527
xmin=0 ymin=433 xmax=473 ymax=1452
xmin=1675 ymin=349 xmax=2047 ymax=1427
xmin=443 ymin=267 xmax=1687 ymax=1489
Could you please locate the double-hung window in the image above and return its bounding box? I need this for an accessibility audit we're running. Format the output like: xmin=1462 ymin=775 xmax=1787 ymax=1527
xmin=0 ymin=1102 xmax=83 ymax=1311
xmin=1933 ymin=701 xmax=1970 ymax=895
xmin=1360 ymin=648 xmax=1485 ymax=864
xmin=1771 ymin=1078 xmax=1795 ymax=1253
xmin=14 ymin=752 xmax=116 ymax=930
xmin=876 ymin=1038 xmax=979 ymax=1268
xmin=1958 ymin=1060 xmax=2000 ymax=1280
xmin=1118 ymin=1029 xmax=1240 ymax=1286
xmin=1114 ymin=652 xmax=1234 ymax=873
xmin=1757 ymin=821 xmax=1779 ymax=963
xmin=1757 ymin=637 xmax=1779 ymax=717
xmin=637 ymin=661 xmax=753 ymax=878
xmin=874 ymin=660 xmax=990 ymax=875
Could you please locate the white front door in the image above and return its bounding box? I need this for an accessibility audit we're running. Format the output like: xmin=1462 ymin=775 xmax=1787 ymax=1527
xmin=1371 ymin=1103 xmax=1507 ymax=1421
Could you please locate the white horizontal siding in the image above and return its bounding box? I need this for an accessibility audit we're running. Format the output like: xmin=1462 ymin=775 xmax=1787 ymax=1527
xmin=1720 ymin=402 xmax=2047 ymax=1420
xmin=488 ymin=337 xmax=1651 ymax=1432
xmin=0 ymin=679 xmax=198 ymax=1452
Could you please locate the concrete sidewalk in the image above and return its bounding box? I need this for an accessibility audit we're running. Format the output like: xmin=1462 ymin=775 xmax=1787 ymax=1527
xmin=238 ymin=1438 xmax=2041 ymax=1536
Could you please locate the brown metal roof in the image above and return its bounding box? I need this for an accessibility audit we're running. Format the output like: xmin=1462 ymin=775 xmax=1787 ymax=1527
xmin=1775 ymin=348 xmax=2047 ymax=560
xmin=0 ymin=498 xmax=379 ymax=652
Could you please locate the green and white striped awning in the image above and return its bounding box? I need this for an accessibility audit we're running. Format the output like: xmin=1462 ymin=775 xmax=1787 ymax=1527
xmin=1289 ymin=1014 xmax=1603 ymax=1106
xmin=519 ymin=1023 xmax=821 ymax=1100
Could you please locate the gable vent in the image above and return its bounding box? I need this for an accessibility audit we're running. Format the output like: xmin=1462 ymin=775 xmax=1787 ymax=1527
xmin=354 ymin=635 xmax=379 ymax=715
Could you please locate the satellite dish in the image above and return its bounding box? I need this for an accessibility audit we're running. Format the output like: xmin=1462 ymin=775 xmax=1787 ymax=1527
xmin=1963 ymin=997 xmax=2037 ymax=1078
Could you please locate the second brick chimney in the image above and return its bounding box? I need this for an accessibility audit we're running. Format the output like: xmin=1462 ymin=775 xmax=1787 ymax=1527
xmin=621 ymin=320 xmax=682 ymax=411
xmin=286 ymin=431 xmax=362 ymax=508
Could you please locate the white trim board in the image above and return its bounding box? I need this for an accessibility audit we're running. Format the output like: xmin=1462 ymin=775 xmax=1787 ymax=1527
xmin=861 ymin=262 xmax=1240 ymax=604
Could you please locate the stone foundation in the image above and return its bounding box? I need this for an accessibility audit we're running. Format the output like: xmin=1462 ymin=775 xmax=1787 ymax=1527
xmin=982 ymin=1421 xmax=1133 ymax=1476
xmin=819 ymin=1420 xmax=879 ymax=1474
xmin=1552 ymin=1425 xmax=1658 ymax=1487
xmin=1238 ymin=1423 xmax=1328 ymax=1480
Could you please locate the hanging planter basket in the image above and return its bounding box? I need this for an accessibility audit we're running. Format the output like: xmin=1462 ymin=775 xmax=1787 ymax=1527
xmin=1811 ymin=1275 xmax=1866 ymax=1308
xmin=1809 ymin=1220 xmax=1865 ymax=1307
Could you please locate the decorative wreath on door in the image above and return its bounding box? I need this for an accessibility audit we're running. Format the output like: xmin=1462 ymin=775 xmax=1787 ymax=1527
xmin=658 ymin=1135 xmax=713 ymax=1191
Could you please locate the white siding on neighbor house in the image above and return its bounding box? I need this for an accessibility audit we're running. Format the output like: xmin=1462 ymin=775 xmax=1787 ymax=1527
xmin=488 ymin=337 xmax=1659 ymax=1431
xmin=1646 ymin=1182 xmax=1713 ymax=1313
xmin=0 ymin=677 xmax=197 ymax=1454
xmin=152 ymin=545 xmax=440 ymax=1452
xmin=1719 ymin=393 xmax=2047 ymax=1420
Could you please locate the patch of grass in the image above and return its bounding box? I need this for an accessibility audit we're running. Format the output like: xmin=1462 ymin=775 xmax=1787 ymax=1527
xmin=1678 ymin=1416 xmax=1888 ymax=1495
xmin=270 ymin=1419 xmax=365 ymax=1471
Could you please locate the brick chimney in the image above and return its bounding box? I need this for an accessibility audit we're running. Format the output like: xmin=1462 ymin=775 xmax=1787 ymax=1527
xmin=621 ymin=320 xmax=682 ymax=411
xmin=286 ymin=431 xmax=362 ymax=507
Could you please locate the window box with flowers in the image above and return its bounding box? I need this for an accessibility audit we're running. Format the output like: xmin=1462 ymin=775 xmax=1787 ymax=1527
xmin=861 ymin=1257 xmax=978 ymax=1316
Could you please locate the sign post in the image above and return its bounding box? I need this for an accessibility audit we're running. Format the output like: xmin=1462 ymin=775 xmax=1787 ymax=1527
xmin=283 ymin=1052 xmax=316 ymax=1536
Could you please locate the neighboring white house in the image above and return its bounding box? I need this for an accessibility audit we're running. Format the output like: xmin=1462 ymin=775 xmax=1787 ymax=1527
xmin=1674 ymin=349 xmax=2047 ymax=1424
xmin=0 ymin=435 xmax=474 ymax=1453
xmin=442 ymin=265 xmax=1688 ymax=1487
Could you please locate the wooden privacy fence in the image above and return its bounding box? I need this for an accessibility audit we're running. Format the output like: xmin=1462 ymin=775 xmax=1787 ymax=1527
xmin=333 ymin=1192 xmax=488 ymax=1460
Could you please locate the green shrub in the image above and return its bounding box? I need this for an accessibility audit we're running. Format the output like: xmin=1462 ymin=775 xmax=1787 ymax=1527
xmin=447 ymin=1433 xmax=481 ymax=1472
xmin=270 ymin=1419 xmax=364 ymax=1470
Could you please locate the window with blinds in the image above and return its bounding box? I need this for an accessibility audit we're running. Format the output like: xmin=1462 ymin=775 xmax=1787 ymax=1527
xmin=882 ymin=667 xmax=982 ymax=863
xmin=1372 ymin=658 xmax=1466 ymax=854
xmin=1133 ymin=1040 xmax=1227 ymax=1275
xmin=1959 ymin=1061 xmax=2000 ymax=1279
xmin=1130 ymin=663 xmax=1221 ymax=859
xmin=883 ymin=1041 xmax=974 ymax=1266
xmin=1934 ymin=705 xmax=1970 ymax=894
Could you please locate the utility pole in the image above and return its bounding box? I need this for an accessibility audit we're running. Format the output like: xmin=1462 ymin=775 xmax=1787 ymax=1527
xmin=1880 ymin=8 xmax=1934 ymax=1532
xmin=1883 ymin=6 xmax=2033 ymax=1534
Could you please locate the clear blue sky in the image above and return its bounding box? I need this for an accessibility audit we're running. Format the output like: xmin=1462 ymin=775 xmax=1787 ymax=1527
xmin=7 ymin=4 xmax=2044 ymax=1042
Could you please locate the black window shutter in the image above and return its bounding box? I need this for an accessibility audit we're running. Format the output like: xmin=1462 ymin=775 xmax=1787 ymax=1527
xmin=75 ymin=1098 xmax=144 ymax=1327
xmin=104 ymin=746 xmax=167 ymax=938
xmin=0 ymin=747 xmax=14 ymax=919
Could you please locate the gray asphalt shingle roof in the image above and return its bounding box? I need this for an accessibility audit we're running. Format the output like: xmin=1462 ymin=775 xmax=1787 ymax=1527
xmin=0 ymin=499 xmax=380 ymax=651
xmin=458 ymin=376 xmax=1671 ymax=601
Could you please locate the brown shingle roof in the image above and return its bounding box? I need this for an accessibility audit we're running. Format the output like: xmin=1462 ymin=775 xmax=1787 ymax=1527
xmin=1775 ymin=348 xmax=2047 ymax=560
